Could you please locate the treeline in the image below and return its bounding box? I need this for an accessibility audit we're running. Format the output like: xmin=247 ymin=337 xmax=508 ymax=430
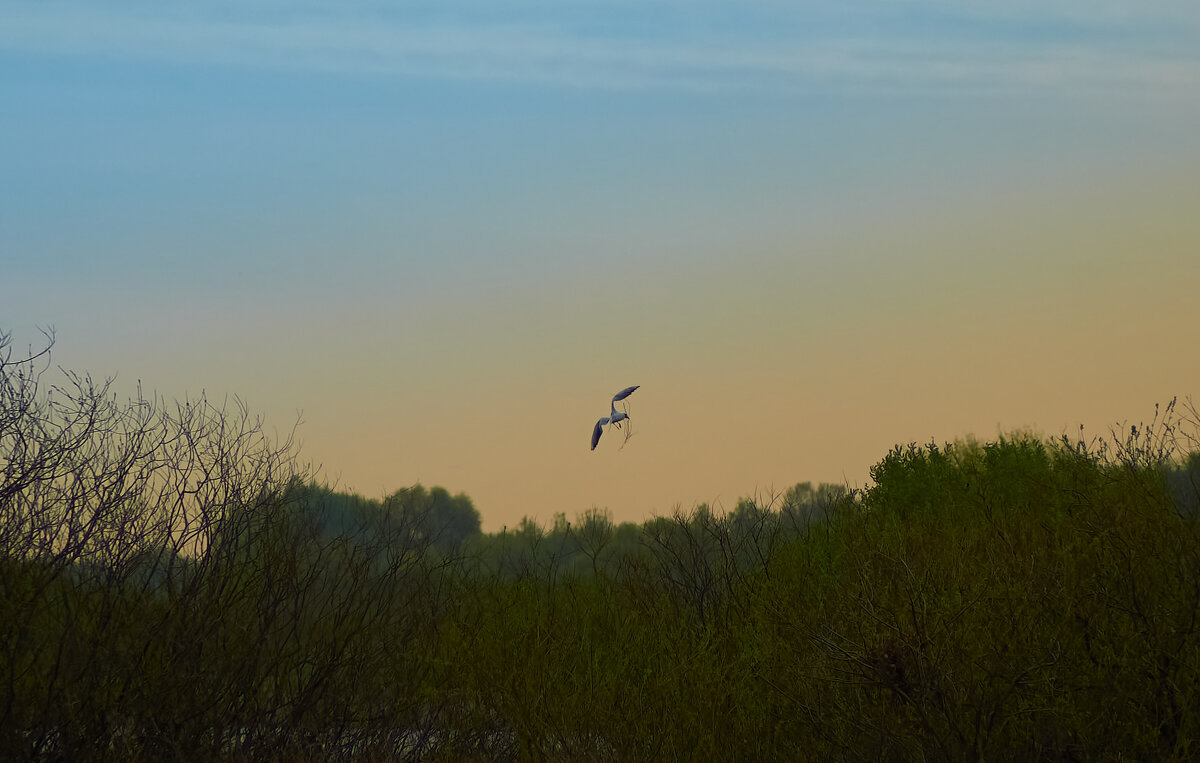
xmin=297 ymin=479 xmax=849 ymax=582
xmin=4 ymin=329 xmax=1200 ymax=760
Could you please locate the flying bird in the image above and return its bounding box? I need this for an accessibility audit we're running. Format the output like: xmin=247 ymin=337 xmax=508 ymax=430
xmin=590 ymin=385 xmax=640 ymax=450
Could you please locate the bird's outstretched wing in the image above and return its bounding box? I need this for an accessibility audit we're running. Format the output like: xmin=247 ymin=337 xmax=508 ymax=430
xmin=591 ymin=417 xmax=609 ymax=451
xmin=612 ymin=385 xmax=639 ymax=402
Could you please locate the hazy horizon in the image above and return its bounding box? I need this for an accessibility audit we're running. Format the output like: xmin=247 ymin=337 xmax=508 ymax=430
xmin=5 ymin=1 xmax=1199 ymax=531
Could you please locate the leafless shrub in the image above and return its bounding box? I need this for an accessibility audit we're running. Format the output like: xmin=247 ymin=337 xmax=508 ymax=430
xmin=0 ymin=329 xmax=461 ymax=759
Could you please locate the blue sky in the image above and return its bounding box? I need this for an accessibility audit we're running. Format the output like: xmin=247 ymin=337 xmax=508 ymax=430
xmin=4 ymin=1 xmax=1200 ymax=528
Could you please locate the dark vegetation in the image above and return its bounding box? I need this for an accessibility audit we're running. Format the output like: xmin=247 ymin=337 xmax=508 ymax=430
xmin=4 ymin=328 xmax=1200 ymax=761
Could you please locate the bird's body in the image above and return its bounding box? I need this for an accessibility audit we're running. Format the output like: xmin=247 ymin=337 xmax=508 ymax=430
xmin=590 ymin=385 xmax=639 ymax=450
xmin=609 ymin=402 xmax=628 ymax=424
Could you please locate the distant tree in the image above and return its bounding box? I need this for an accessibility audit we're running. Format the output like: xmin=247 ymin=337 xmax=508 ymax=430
xmin=780 ymin=481 xmax=852 ymax=530
xmin=384 ymin=484 xmax=481 ymax=555
xmin=284 ymin=479 xmax=384 ymax=540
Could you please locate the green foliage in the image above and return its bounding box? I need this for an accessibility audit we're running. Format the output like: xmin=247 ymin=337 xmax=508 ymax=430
xmin=6 ymin=331 xmax=1200 ymax=759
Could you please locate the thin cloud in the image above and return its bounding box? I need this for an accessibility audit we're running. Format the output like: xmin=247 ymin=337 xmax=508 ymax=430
xmin=1 ymin=2 xmax=1198 ymax=96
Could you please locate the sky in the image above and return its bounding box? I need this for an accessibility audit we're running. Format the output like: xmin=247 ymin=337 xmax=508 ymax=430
xmin=4 ymin=1 xmax=1200 ymax=530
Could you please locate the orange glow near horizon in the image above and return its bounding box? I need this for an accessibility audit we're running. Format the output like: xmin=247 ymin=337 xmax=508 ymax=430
xmin=258 ymin=164 xmax=1200 ymax=531
xmin=6 ymin=5 xmax=1200 ymax=533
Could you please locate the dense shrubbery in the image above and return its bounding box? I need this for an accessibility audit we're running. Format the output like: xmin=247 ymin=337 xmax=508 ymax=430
xmin=4 ymin=330 xmax=1200 ymax=760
